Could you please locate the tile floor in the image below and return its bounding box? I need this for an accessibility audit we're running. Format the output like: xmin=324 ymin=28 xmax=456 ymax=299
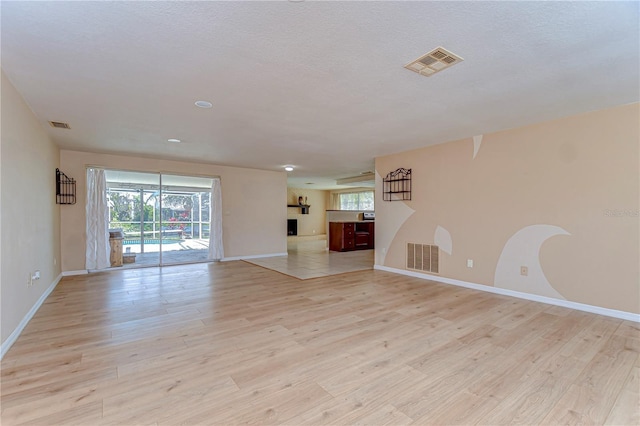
xmin=111 ymin=236 xmax=374 ymax=279
xmin=245 ymin=238 xmax=374 ymax=279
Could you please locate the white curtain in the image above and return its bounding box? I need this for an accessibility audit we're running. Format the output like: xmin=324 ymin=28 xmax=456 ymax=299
xmin=330 ymin=193 xmax=341 ymax=210
xmin=208 ymin=177 xmax=224 ymax=261
xmin=85 ymin=168 xmax=110 ymax=270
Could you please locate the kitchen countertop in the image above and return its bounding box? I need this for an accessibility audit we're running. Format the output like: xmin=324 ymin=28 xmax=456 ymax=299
xmin=329 ymin=220 xmax=375 ymax=223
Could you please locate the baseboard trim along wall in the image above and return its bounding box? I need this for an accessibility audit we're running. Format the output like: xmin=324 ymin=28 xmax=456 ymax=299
xmin=1 ymin=273 xmax=63 ymax=360
xmin=222 ymin=252 xmax=288 ymax=262
xmin=62 ymin=270 xmax=89 ymax=276
xmin=374 ymin=265 xmax=640 ymax=323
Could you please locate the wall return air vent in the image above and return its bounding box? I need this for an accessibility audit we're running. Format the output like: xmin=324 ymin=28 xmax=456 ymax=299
xmin=404 ymin=47 xmax=463 ymax=77
xmin=407 ymin=243 xmax=439 ymax=274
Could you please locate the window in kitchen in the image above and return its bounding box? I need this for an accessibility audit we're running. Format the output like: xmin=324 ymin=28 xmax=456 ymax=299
xmin=339 ymin=191 xmax=374 ymax=211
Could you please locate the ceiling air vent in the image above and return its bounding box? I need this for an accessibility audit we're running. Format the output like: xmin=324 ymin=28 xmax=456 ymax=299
xmin=404 ymin=47 xmax=463 ymax=77
xmin=49 ymin=121 xmax=71 ymax=129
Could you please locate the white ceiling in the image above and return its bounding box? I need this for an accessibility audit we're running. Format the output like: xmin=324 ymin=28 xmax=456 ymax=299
xmin=2 ymin=1 xmax=638 ymax=189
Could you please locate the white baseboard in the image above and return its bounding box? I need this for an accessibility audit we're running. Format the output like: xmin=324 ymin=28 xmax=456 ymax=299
xmin=61 ymin=269 xmax=88 ymax=276
xmin=1 ymin=273 xmax=63 ymax=360
xmin=222 ymin=252 xmax=288 ymax=262
xmin=374 ymin=265 xmax=640 ymax=323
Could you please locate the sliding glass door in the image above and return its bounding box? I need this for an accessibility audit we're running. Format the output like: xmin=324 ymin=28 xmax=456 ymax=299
xmin=105 ymin=170 xmax=213 ymax=267
xmin=159 ymin=174 xmax=213 ymax=265
xmin=107 ymin=171 xmax=161 ymax=267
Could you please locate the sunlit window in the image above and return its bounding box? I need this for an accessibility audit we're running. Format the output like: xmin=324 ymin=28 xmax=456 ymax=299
xmin=339 ymin=191 xmax=374 ymax=210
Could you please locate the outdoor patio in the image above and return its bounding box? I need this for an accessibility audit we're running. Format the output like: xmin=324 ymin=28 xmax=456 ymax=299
xmin=118 ymin=238 xmax=210 ymax=268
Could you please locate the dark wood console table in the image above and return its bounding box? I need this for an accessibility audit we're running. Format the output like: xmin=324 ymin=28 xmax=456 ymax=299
xmin=329 ymin=221 xmax=374 ymax=252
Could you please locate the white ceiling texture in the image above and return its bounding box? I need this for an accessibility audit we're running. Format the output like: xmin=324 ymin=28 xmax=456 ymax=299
xmin=1 ymin=1 xmax=638 ymax=189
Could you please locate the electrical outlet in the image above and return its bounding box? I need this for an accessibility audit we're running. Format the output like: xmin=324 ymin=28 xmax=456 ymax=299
xmin=520 ymin=266 xmax=528 ymax=276
xmin=34 ymin=270 xmax=41 ymax=280
xmin=467 ymin=259 xmax=474 ymax=268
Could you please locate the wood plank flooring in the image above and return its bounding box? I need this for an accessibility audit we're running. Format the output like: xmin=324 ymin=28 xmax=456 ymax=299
xmin=1 ymin=262 xmax=638 ymax=425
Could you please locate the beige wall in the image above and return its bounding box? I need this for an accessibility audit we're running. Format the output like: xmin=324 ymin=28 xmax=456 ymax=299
xmin=1 ymin=71 xmax=61 ymax=345
xmin=375 ymin=103 xmax=639 ymax=314
xmin=60 ymin=150 xmax=287 ymax=271
xmin=287 ymin=188 xmax=327 ymax=236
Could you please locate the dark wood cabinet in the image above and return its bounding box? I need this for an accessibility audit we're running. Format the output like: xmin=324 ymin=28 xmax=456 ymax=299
xmin=329 ymin=222 xmax=374 ymax=252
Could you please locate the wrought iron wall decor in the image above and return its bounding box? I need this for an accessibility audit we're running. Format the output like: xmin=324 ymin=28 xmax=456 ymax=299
xmin=383 ymin=168 xmax=412 ymax=201
xmin=56 ymin=168 xmax=76 ymax=205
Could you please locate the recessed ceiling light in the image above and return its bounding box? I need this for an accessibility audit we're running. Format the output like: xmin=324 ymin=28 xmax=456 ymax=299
xmin=284 ymin=166 xmax=294 ymax=172
xmin=195 ymin=100 xmax=213 ymax=108
xmin=167 ymin=138 xmax=181 ymax=143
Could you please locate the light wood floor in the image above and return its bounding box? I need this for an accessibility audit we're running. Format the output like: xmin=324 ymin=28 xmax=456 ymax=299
xmin=1 ymin=262 xmax=638 ymax=425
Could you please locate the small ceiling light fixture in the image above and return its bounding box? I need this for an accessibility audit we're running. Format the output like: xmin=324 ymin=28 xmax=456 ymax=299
xmin=404 ymin=46 xmax=464 ymax=77
xmin=195 ymin=100 xmax=213 ymax=108
xmin=167 ymin=138 xmax=181 ymax=143
xmin=284 ymin=166 xmax=294 ymax=172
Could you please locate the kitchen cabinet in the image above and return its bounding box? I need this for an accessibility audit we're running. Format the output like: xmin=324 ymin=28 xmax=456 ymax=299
xmin=329 ymin=221 xmax=374 ymax=252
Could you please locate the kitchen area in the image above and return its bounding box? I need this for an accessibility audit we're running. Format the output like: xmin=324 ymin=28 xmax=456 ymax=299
xmin=286 ymin=187 xmax=375 ymax=254
xmin=248 ymin=188 xmax=375 ymax=279
xmin=326 ymin=210 xmax=375 ymax=252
